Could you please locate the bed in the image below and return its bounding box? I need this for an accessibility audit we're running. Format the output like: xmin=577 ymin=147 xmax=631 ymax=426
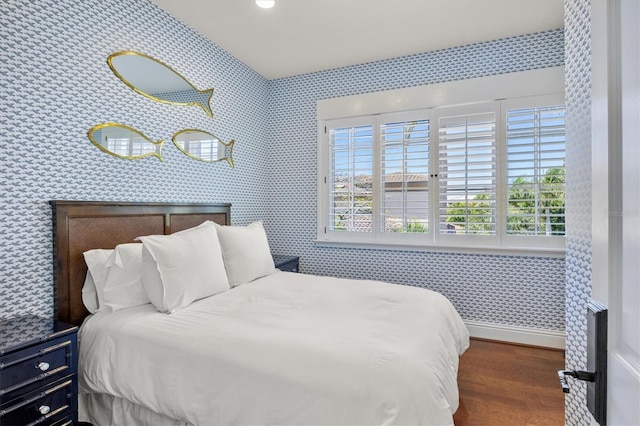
xmin=51 ymin=200 xmax=469 ymax=426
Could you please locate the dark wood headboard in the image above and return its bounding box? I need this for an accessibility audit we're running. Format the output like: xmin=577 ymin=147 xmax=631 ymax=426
xmin=50 ymin=201 xmax=231 ymax=326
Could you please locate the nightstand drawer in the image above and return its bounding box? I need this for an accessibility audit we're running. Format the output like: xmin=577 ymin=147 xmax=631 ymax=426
xmin=0 ymin=376 xmax=75 ymax=426
xmin=49 ymin=417 xmax=73 ymax=426
xmin=0 ymin=336 xmax=74 ymax=401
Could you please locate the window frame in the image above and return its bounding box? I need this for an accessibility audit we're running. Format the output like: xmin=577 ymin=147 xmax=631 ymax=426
xmin=316 ymin=67 xmax=566 ymax=256
xmin=322 ymin=115 xmax=377 ymax=243
xmin=433 ymin=102 xmax=501 ymax=248
xmin=500 ymin=93 xmax=566 ymax=250
xmin=377 ymin=109 xmax=433 ymax=244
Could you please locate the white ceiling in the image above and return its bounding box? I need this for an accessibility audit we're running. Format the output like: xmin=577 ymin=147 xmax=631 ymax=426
xmin=152 ymin=0 xmax=564 ymax=80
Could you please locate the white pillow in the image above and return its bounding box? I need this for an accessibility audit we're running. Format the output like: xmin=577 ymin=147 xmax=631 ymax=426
xmin=137 ymin=221 xmax=229 ymax=313
xmin=102 ymin=243 xmax=149 ymax=312
xmin=215 ymin=221 xmax=276 ymax=287
xmin=82 ymin=248 xmax=113 ymax=312
xmin=81 ymin=271 xmax=99 ymax=314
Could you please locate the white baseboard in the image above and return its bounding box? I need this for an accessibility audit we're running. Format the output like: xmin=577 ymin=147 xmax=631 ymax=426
xmin=465 ymin=320 xmax=565 ymax=349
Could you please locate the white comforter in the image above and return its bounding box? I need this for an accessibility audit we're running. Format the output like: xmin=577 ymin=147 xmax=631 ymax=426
xmin=79 ymin=272 xmax=469 ymax=425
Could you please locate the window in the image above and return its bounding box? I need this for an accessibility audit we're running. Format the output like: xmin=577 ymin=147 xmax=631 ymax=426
xmin=328 ymin=117 xmax=374 ymax=233
xmin=106 ymin=136 xmax=157 ymax=157
xmin=505 ymin=103 xmax=566 ymax=237
xmin=438 ymin=106 xmax=497 ymax=236
xmin=319 ymin=94 xmax=565 ymax=252
xmin=380 ymin=112 xmax=430 ymax=234
xmin=183 ymin=136 xmax=219 ymax=162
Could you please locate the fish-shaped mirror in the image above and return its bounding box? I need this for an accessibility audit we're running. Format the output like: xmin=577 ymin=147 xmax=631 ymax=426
xmin=88 ymin=123 xmax=164 ymax=161
xmin=172 ymin=129 xmax=234 ymax=168
xmin=108 ymin=51 xmax=214 ymax=117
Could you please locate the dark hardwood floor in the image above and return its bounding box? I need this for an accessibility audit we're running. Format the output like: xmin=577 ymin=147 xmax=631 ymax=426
xmin=453 ymin=338 xmax=565 ymax=426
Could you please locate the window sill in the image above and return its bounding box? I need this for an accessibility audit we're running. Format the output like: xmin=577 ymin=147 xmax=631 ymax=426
xmin=313 ymin=239 xmax=565 ymax=258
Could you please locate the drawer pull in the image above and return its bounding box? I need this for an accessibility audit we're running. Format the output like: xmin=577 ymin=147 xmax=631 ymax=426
xmin=38 ymin=404 xmax=51 ymax=415
xmin=37 ymin=361 xmax=50 ymax=371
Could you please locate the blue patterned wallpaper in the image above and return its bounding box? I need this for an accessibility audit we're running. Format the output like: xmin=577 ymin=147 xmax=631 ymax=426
xmin=0 ymin=0 xmax=270 ymax=318
xmin=1 ymin=0 xmax=567 ymax=338
xmin=564 ymin=0 xmax=592 ymax=424
xmin=266 ymin=30 xmax=567 ymax=332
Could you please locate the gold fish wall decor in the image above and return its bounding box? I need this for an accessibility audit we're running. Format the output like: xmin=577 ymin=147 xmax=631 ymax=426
xmin=107 ymin=51 xmax=214 ymax=117
xmin=88 ymin=123 xmax=164 ymax=161
xmin=172 ymin=129 xmax=235 ymax=168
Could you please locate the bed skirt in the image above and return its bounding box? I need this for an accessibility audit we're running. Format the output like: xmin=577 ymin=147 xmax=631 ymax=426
xmin=80 ymin=392 xmax=191 ymax=426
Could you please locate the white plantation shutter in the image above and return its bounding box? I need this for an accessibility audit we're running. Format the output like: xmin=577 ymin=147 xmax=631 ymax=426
xmin=319 ymin=93 xmax=564 ymax=252
xmin=106 ymin=138 xmax=129 ymax=156
xmin=438 ymin=109 xmax=497 ymax=235
xmin=380 ymin=118 xmax=429 ymax=233
xmin=506 ymin=105 xmax=566 ymax=236
xmin=130 ymin=138 xmax=156 ymax=156
xmin=185 ymin=138 xmax=218 ymax=161
xmin=328 ymin=124 xmax=374 ymax=232
xmin=107 ymin=136 xmax=155 ymax=157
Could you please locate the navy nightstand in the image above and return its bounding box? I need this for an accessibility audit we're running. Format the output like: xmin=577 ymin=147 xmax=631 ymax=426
xmin=0 ymin=316 xmax=78 ymax=426
xmin=272 ymin=255 xmax=300 ymax=273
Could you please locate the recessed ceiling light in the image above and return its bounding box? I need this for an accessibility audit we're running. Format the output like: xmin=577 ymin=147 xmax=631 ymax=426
xmin=255 ymin=0 xmax=275 ymax=9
